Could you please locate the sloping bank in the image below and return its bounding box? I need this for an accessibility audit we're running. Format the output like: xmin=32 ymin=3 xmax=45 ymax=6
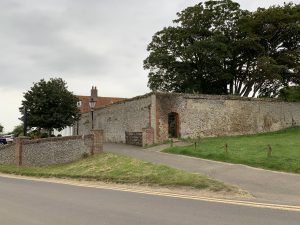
xmin=0 ymin=152 xmax=241 ymax=194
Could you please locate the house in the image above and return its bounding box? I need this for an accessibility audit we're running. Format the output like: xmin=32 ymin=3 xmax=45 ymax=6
xmin=55 ymin=86 xmax=126 ymax=136
xmin=77 ymin=86 xmax=127 ymax=114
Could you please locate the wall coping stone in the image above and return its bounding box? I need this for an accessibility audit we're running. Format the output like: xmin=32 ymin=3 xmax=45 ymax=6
xmin=22 ymin=134 xmax=93 ymax=145
xmin=81 ymin=91 xmax=298 ymax=116
xmin=82 ymin=92 xmax=154 ymax=115
xmin=155 ymin=92 xmax=297 ymax=103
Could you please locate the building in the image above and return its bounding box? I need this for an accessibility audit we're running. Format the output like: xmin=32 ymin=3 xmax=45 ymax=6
xmin=55 ymin=86 xmax=126 ymax=136
xmin=77 ymin=86 xmax=127 ymax=114
xmin=77 ymin=92 xmax=300 ymax=146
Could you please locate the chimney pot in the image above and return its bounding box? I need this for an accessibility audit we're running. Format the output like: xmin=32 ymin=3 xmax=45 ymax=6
xmin=91 ymin=86 xmax=98 ymax=99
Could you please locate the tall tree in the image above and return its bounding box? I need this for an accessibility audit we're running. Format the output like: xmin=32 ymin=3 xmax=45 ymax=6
xmin=20 ymin=78 xmax=80 ymax=134
xmin=144 ymin=0 xmax=245 ymax=95
xmin=279 ymin=85 xmax=300 ymax=102
xmin=144 ymin=0 xmax=300 ymax=97
xmin=233 ymin=3 xmax=300 ymax=97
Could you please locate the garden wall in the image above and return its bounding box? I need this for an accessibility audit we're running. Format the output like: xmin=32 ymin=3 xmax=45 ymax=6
xmin=0 ymin=130 xmax=103 ymax=166
xmin=0 ymin=144 xmax=16 ymax=165
xmin=156 ymin=93 xmax=300 ymax=141
xmin=78 ymin=94 xmax=152 ymax=143
xmin=21 ymin=135 xmax=93 ymax=166
xmin=76 ymin=92 xmax=300 ymax=144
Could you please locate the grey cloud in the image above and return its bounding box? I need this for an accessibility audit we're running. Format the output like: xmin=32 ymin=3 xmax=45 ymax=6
xmin=0 ymin=0 xmax=289 ymax=90
xmin=0 ymin=0 xmax=291 ymax=132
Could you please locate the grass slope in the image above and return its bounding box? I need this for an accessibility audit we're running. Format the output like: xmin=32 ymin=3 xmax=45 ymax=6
xmin=0 ymin=153 xmax=235 ymax=192
xmin=164 ymin=127 xmax=300 ymax=173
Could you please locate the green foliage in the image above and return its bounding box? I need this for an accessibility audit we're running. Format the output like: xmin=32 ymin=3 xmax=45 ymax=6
xmin=279 ymin=86 xmax=300 ymax=101
xmin=27 ymin=128 xmax=55 ymax=139
xmin=164 ymin=127 xmax=300 ymax=173
xmin=144 ymin=0 xmax=300 ymax=97
xmin=0 ymin=124 xmax=3 ymax=134
xmin=12 ymin=124 xmax=23 ymax=137
xmin=20 ymin=78 xmax=80 ymax=133
xmin=240 ymin=3 xmax=300 ymax=97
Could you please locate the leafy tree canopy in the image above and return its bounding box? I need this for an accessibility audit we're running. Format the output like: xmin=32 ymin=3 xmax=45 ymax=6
xmin=279 ymin=86 xmax=300 ymax=102
xmin=144 ymin=0 xmax=300 ymax=97
xmin=0 ymin=124 xmax=3 ymax=134
xmin=11 ymin=124 xmax=23 ymax=137
xmin=20 ymin=78 xmax=80 ymax=133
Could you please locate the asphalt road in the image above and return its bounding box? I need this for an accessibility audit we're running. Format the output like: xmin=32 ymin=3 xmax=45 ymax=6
xmin=1 ymin=176 xmax=300 ymax=225
xmin=104 ymin=143 xmax=300 ymax=206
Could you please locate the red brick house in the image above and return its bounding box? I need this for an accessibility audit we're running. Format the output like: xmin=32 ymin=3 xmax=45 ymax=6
xmin=77 ymin=86 xmax=127 ymax=113
xmin=54 ymin=86 xmax=126 ymax=136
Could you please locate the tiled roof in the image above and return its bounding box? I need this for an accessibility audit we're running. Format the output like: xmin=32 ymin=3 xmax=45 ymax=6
xmin=77 ymin=96 xmax=127 ymax=113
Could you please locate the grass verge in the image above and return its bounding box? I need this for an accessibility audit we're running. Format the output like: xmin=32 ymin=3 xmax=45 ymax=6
xmin=163 ymin=127 xmax=300 ymax=173
xmin=0 ymin=153 xmax=236 ymax=193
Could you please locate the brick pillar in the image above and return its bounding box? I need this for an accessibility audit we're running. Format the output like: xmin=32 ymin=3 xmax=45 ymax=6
xmin=91 ymin=130 xmax=103 ymax=154
xmin=15 ymin=138 xmax=22 ymax=166
xmin=15 ymin=137 xmax=29 ymax=166
xmin=142 ymin=128 xmax=154 ymax=147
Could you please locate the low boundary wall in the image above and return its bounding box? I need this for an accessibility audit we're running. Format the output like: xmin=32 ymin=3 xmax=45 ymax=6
xmin=125 ymin=128 xmax=154 ymax=147
xmin=0 ymin=130 xmax=103 ymax=166
xmin=125 ymin=131 xmax=142 ymax=146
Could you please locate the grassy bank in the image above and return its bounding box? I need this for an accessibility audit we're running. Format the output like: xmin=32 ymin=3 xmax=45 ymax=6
xmin=0 ymin=153 xmax=235 ymax=192
xmin=164 ymin=127 xmax=300 ymax=173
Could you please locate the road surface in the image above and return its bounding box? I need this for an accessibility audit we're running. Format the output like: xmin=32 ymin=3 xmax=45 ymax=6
xmin=0 ymin=176 xmax=299 ymax=225
xmin=104 ymin=143 xmax=300 ymax=206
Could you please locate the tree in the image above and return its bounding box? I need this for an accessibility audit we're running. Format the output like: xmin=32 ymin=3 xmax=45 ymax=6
xmin=11 ymin=124 xmax=23 ymax=137
xmin=20 ymin=78 xmax=80 ymax=134
xmin=144 ymin=0 xmax=300 ymax=97
xmin=0 ymin=124 xmax=3 ymax=134
xmin=233 ymin=3 xmax=300 ymax=97
xmin=279 ymin=86 xmax=300 ymax=102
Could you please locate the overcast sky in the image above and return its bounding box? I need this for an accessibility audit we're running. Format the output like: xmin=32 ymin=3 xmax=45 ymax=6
xmin=0 ymin=0 xmax=297 ymax=133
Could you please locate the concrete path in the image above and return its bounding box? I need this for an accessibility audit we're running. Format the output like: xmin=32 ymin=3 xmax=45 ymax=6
xmin=104 ymin=143 xmax=300 ymax=206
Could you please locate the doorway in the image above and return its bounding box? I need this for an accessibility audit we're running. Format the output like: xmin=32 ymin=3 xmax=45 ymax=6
xmin=168 ymin=112 xmax=179 ymax=138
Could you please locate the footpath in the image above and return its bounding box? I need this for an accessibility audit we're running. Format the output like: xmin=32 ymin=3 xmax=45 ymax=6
xmin=104 ymin=143 xmax=300 ymax=206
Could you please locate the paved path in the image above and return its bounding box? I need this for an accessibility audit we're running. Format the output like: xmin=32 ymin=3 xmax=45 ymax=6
xmin=104 ymin=143 xmax=300 ymax=206
xmin=1 ymin=176 xmax=300 ymax=225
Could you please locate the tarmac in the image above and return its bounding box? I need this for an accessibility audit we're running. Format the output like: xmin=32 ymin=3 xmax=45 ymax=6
xmin=104 ymin=142 xmax=300 ymax=206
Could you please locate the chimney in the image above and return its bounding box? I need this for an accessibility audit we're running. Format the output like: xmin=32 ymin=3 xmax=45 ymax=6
xmin=91 ymin=86 xmax=98 ymax=100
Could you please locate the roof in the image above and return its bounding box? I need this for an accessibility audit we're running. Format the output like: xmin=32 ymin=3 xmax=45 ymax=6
xmin=77 ymin=96 xmax=127 ymax=113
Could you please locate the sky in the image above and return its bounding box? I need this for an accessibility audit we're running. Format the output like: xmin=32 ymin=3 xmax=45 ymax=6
xmin=0 ymin=0 xmax=297 ymax=133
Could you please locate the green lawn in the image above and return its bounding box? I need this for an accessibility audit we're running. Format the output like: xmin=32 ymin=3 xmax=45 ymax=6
xmin=164 ymin=127 xmax=300 ymax=173
xmin=0 ymin=153 xmax=236 ymax=193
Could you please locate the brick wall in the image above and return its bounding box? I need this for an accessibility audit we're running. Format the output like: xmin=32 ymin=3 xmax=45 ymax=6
xmin=142 ymin=128 xmax=154 ymax=146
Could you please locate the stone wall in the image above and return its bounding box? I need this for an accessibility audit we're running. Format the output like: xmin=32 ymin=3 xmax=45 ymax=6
xmin=21 ymin=135 xmax=93 ymax=166
xmin=78 ymin=94 xmax=153 ymax=143
xmin=0 ymin=134 xmax=102 ymax=166
xmin=0 ymin=144 xmax=16 ymax=165
xmin=76 ymin=92 xmax=300 ymax=144
xmin=125 ymin=131 xmax=142 ymax=146
xmin=156 ymin=93 xmax=300 ymax=140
